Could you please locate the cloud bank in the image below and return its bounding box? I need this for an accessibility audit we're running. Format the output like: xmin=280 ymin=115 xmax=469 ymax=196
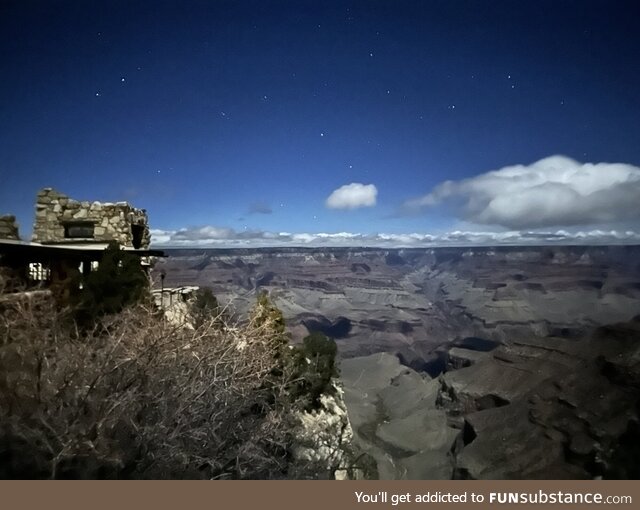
xmin=326 ymin=183 xmax=378 ymax=209
xmin=405 ymin=156 xmax=640 ymax=229
xmin=151 ymin=227 xmax=640 ymax=248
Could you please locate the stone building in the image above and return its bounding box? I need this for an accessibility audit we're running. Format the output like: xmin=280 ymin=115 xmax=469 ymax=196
xmin=32 ymin=188 xmax=151 ymax=249
xmin=0 ymin=188 xmax=162 ymax=291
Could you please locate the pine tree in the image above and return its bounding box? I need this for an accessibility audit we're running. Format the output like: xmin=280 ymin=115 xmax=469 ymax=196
xmin=190 ymin=287 xmax=223 ymax=328
xmin=289 ymin=332 xmax=338 ymax=409
xmin=74 ymin=241 xmax=149 ymax=325
xmin=251 ymin=290 xmax=287 ymax=346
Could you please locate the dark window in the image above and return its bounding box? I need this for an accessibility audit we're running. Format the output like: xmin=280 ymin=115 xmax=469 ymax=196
xmin=131 ymin=224 xmax=144 ymax=249
xmin=64 ymin=222 xmax=95 ymax=239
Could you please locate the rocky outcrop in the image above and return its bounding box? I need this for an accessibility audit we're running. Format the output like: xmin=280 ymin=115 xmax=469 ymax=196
xmin=340 ymin=353 xmax=457 ymax=479
xmin=151 ymin=287 xmax=200 ymax=327
xmin=441 ymin=319 xmax=640 ymax=479
xmin=339 ymin=319 xmax=640 ymax=479
xmin=32 ymin=188 xmax=150 ymax=248
xmin=293 ymin=382 xmax=361 ymax=479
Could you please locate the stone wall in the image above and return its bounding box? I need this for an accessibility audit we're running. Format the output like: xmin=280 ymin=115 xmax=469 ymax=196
xmin=32 ymin=188 xmax=151 ymax=249
xmin=0 ymin=215 xmax=20 ymax=240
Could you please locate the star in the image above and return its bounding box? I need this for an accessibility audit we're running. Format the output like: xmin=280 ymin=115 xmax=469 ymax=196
xmin=369 ymin=52 xmax=374 ymax=57
xmin=121 ymin=77 xmax=125 ymax=82
xmin=95 ymin=92 xmax=101 ymax=97
xmin=349 ymin=165 xmax=353 ymax=169
xmin=320 ymin=132 xmax=324 ymax=137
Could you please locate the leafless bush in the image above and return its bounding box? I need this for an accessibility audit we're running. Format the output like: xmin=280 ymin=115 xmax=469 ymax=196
xmin=0 ymin=297 xmax=315 ymax=479
xmin=0 ymin=265 xmax=26 ymax=295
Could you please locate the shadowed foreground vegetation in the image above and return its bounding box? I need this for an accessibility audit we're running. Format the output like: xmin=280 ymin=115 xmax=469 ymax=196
xmin=0 ymin=266 xmax=347 ymax=479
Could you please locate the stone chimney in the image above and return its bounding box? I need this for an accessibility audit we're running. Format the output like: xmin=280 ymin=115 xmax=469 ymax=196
xmin=0 ymin=215 xmax=20 ymax=240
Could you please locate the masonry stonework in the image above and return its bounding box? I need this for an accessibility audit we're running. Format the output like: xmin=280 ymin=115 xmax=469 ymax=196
xmin=32 ymin=188 xmax=151 ymax=249
xmin=0 ymin=215 xmax=20 ymax=240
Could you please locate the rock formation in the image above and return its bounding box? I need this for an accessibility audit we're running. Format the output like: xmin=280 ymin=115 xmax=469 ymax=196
xmin=153 ymin=246 xmax=640 ymax=364
xmin=340 ymin=353 xmax=455 ymax=479
xmin=153 ymin=245 xmax=640 ymax=478
xmin=293 ymin=382 xmax=361 ymax=479
xmin=339 ymin=317 xmax=640 ymax=479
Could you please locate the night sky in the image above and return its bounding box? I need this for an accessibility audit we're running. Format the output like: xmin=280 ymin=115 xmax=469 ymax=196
xmin=2 ymin=0 xmax=640 ymax=247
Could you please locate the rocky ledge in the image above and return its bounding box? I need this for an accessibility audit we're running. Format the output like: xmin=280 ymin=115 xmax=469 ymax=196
xmin=341 ymin=316 xmax=640 ymax=479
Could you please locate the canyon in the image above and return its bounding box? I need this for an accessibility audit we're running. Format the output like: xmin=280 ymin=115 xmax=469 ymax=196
xmin=153 ymin=245 xmax=640 ymax=479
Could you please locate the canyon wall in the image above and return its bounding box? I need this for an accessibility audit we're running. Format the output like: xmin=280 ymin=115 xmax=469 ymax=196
xmin=153 ymin=245 xmax=640 ymax=479
xmin=153 ymin=245 xmax=640 ymax=369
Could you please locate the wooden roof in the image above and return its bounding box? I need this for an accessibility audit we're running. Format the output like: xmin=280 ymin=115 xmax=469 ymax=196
xmin=0 ymin=239 xmax=165 ymax=260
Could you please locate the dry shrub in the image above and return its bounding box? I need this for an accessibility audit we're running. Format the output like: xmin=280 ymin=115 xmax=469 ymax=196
xmin=0 ymin=295 xmax=310 ymax=479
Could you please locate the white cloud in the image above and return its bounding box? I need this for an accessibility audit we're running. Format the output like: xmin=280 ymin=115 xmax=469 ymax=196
xmin=404 ymin=156 xmax=640 ymax=229
xmin=149 ymin=229 xmax=172 ymax=244
xmin=326 ymin=183 xmax=378 ymax=209
xmin=150 ymin=226 xmax=640 ymax=248
xmin=171 ymin=226 xmax=235 ymax=241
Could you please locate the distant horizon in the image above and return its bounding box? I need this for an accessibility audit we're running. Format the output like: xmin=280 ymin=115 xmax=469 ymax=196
xmin=153 ymin=241 xmax=640 ymax=251
xmin=150 ymin=235 xmax=640 ymax=250
xmin=7 ymin=186 xmax=640 ymax=249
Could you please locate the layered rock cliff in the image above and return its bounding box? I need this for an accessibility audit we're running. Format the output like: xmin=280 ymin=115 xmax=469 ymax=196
xmin=341 ymin=316 xmax=640 ymax=479
xmin=153 ymin=245 xmax=640 ymax=478
xmin=154 ymin=246 xmax=640 ymax=366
